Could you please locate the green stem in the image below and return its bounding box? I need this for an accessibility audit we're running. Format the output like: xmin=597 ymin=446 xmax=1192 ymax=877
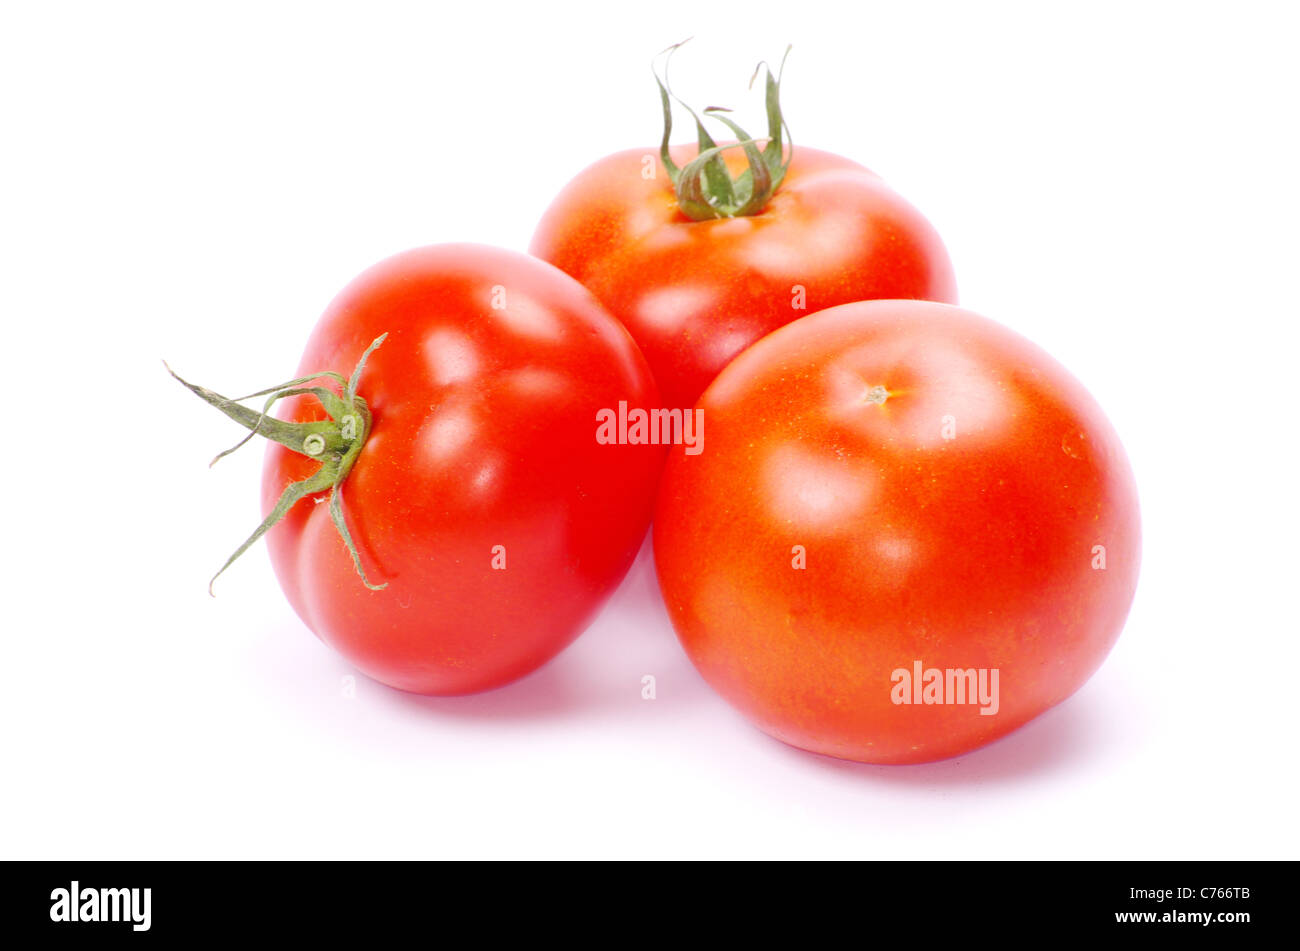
xmin=653 ymin=41 xmax=794 ymax=220
xmin=166 ymin=333 xmax=389 ymax=594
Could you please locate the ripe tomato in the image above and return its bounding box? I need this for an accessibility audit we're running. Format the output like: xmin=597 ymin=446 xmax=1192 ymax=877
xmin=531 ymin=143 xmax=956 ymax=408
xmin=193 ymin=244 xmax=662 ymax=695
xmin=653 ymin=300 xmax=1140 ymax=764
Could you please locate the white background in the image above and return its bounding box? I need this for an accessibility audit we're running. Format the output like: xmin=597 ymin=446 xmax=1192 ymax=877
xmin=3 ymin=1 xmax=1297 ymax=859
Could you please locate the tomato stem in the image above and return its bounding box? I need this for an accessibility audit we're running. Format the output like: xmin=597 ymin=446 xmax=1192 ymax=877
xmin=166 ymin=334 xmax=389 ymax=594
xmin=653 ymin=41 xmax=794 ymax=220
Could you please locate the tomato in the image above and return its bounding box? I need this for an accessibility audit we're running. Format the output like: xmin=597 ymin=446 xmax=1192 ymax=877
xmin=532 ymin=144 xmax=956 ymax=408
xmin=653 ymin=300 xmax=1140 ymax=764
xmin=178 ymin=244 xmax=662 ymax=695
xmin=530 ymin=50 xmax=957 ymax=408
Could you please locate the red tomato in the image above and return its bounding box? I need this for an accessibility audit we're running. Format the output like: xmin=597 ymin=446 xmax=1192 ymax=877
xmin=653 ymin=300 xmax=1140 ymax=764
xmin=531 ymin=144 xmax=957 ymax=408
xmin=254 ymin=244 xmax=662 ymax=694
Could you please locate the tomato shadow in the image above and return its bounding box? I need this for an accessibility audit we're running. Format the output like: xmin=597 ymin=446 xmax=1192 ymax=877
xmin=375 ymin=535 xmax=711 ymax=722
xmin=768 ymin=684 xmax=1130 ymax=786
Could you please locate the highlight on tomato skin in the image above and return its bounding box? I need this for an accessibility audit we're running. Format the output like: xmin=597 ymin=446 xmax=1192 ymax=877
xmin=530 ymin=44 xmax=957 ymax=410
xmin=652 ymin=299 xmax=1141 ymax=765
xmin=254 ymin=244 xmax=666 ymax=696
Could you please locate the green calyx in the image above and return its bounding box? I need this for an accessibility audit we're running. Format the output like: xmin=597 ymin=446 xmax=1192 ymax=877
xmin=654 ymin=40 xmax=794 ymax=221
xmin=166 ymin=333 xmax=389 ymax=595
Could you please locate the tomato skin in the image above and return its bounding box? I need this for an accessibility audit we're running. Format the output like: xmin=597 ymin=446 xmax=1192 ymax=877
xmin=530 ymin=145 xmax=957 ymax=408
xmin=653 ymin=300 xmax=1140 ymax=764
xmin=262 ymin=244 xmax=662 ymax=695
